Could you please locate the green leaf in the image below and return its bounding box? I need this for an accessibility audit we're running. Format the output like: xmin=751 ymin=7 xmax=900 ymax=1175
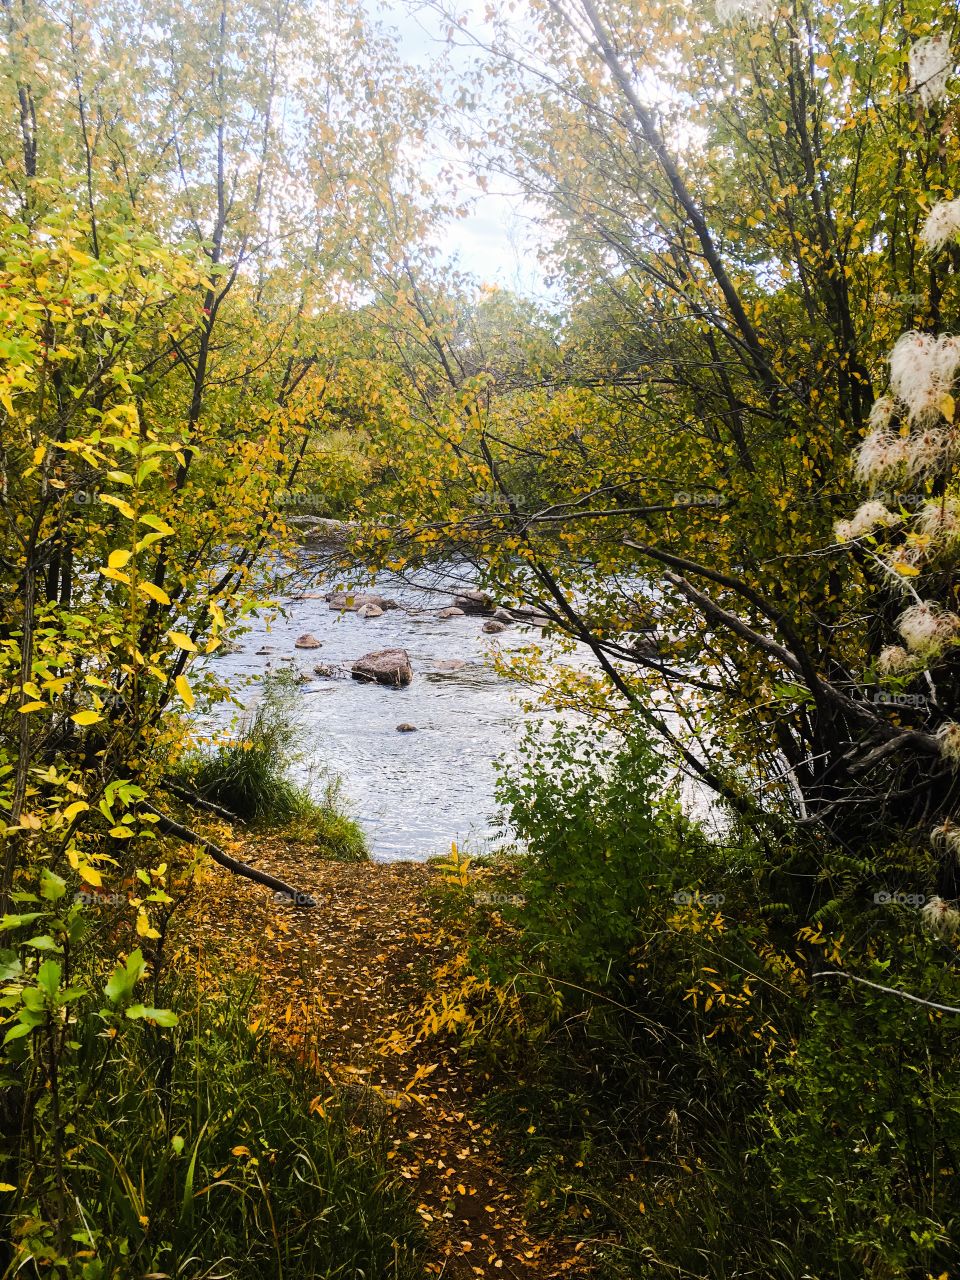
xmin=125 ymin=1004 xmax=178 ymax=1027
xmin=24 ymin=935 xmax=62 ymax=953
xmin=0 ymin=951 xmax=21 ymax=982
xmin=39 ymin=869 xmax=67 ymax=902
xmin=104 ymin=948 xmax=147 ymax=1005
xmin=0 ymin=913 xmax=44 ymax=933
xmin=36 ymin=960 xmax=61 ymax=1000
xmin=2 ymin=1022 xmax=35 ymax=1046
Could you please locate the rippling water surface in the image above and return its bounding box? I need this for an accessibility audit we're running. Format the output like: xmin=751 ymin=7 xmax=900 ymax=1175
xmin=203 ymin=567 xmax=570 ymax=861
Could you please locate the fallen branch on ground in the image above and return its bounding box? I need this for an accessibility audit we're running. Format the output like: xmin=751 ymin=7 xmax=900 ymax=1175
xmin=145 ymin=805 xmax=316 ymax=906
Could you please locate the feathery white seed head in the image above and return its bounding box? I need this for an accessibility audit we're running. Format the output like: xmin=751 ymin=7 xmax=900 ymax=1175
xmin=922 ymin=894 xmax=960 ymax=938
xmin=834 ymin=500 xmax=900 ymax=542
xmin=877 ymin=644 xmax=914 ymax=674
xmin=921 ymin=199 xmax=960 ymax=251
xmin=937 ymin=721 xmax=960 ymax=766
xmin=910 ymin=35 xmax=953 ymax=109
xmin=868 ymin=396 xmax=897 ymax=431
xmin=898 ymin=601 xmax=960 ymax=652
xmin=854 ymin=429 xmax=911 ymax=482
xmin=907 ymin=427 xmax=953 ymax=477
xmin=931 ymin=819 xmax=960 ymax=860
xmin=917 ymin=496 xmax=960 ymax=544
xmin=889 ymin=332 xmax=960 ymax=425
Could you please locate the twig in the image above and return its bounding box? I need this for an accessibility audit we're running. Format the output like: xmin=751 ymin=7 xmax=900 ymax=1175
xmin=161 ymin=779 xmax=245 ymax=824
xmin=813 ymin=970 xmax=960 ymax=1014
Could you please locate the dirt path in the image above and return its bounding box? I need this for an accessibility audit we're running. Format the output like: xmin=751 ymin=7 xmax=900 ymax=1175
xmin=176 ymin=839 xmax=591 ymax=1279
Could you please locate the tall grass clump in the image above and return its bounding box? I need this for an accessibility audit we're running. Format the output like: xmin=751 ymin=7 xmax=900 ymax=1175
xmin=183 ymin=670 xmax=367 ymax=858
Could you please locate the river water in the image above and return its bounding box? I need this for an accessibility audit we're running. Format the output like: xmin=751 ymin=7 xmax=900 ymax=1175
xmin=201 ymin=567 xmax=575 ymax=861
xmin=202 ymin=564 xmax=720 ymax=862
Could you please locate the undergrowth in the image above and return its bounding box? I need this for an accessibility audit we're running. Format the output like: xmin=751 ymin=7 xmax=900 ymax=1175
xmin=419 ymin=721 xmax=960 ymax=1280
xmin=1 ymin=971 xmax=422 ymax=1279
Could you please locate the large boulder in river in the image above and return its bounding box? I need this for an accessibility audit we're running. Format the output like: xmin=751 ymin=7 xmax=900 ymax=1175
xmin=438 ymin=606 xmax=466 ymax=619
xmin=328 ymin=591 xmax=399 ymax=612
xmin=482 ymin=620 xmax=507 ymax=634
xmin=351 ymin=648 xmax=413 ymax=688
xmin=295 ymin=633 xmax=322 ymax=649
xmin=357 ymin=603 xmax=384 ymax=618
xmin=453 ymin=589 xmax=494 ymax=614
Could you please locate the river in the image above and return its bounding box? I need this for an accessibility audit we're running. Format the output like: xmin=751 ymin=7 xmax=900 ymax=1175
xmin=202 ymin=565 xmax=721 ymax=861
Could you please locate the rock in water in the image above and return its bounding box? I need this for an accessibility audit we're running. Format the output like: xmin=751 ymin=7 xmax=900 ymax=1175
xmin=432 ymin=658 xmax=467 ymax=672
xmin=328 ymin=591 xmax=400 ymax=612
xmin=351 ymin=648 xmax=413 ymax=688
xmin=295 ymin=633 xmax=322 ymax=649
xmin=357 ymin=603 xmax=384 ymax=618
xmin=492 ymin=607 xmax=514 ymax=623
xmin=453 ymin=589 xmax=494 ymax=614
xmin=482 ymin=620 xmax=507 ymax=634
xmin=396 ymin=722 xmax=417 ymax=732
xmin=438 ymin=606 xmax=466 ymax=618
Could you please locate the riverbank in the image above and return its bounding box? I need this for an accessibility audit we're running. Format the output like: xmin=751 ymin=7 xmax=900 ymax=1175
xmin=172 ymin=835 xmax=591 ymax=1279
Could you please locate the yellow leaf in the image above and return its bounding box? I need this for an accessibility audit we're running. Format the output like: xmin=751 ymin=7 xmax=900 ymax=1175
xmin=231 ymin=1145 xmax=251 ymax=1157
xmin=100 ymin=567 xmax=131 ymax=584
xmin=63 ymin=800 xmax=90 ymax=821
xmin=136 ymin=908 xmax=159 ymax=938
xmin=100 ymin=494 xmax=136 ymax=519
xmin=18 ymin=701 xmax=45 ymax=713
xmin=139 ymin=514 xmax=174 ymax=534
xmin=139 ymin=582 xmax=171 ymax=605
xmin=78 ymin=864 xmax=102 ymax=887
xmin=168 ymin=630 xmax=197 ymax=652
xmin=108 ymin=549 xmax=132 ymax=570
xmin=175 ymin=674 xmax=195 ymax=709
xmin=941 ymin=393 xmax=955 ymax=423
xmin=72 ymin=710 xmax=102 ymax=726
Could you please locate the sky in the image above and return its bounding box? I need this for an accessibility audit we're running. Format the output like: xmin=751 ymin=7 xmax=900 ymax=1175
xmin=375 ymin=0 xmax=555 ymax=301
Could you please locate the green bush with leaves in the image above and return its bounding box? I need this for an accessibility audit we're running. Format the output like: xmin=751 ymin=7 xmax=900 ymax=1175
xmin=495 ymin=720 xmax=714 ymax=986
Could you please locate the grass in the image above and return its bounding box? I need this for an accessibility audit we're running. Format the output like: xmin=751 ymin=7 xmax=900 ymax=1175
xmin=4 ymin=976 xmax=423 ymax=1279
xmin=180 ymin=670 xmax=368 ymax=861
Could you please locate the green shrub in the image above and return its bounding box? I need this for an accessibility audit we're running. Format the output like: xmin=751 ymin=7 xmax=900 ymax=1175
xmin=450 ymin=721 xmax=960 ymax=1278
xmin=495 ymin=719 xmax=713 ymax=985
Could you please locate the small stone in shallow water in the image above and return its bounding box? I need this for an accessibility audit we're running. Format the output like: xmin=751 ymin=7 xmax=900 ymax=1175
xmin=256 ymin=645 xmax=275 ymax=655
xmin=396 ymin=722 xmax=417 ymax=732
xmin=357 ymin=603 xmax=384 ymax=618
xmin=438 ymin=606 xmax=466 ymax=618
xmin=482 ymin=620 xmax=507 ymax=634
xmin=295 ymin=633 xmax=322 ymax=649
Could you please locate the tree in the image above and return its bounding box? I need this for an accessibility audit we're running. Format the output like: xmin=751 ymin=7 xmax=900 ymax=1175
xmin=358 ymin=0 xmax=960 ymax=906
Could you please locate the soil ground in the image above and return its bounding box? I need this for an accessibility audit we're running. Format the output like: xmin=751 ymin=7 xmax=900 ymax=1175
xmin=175 ymin=837 xmax=594 ymax=1279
